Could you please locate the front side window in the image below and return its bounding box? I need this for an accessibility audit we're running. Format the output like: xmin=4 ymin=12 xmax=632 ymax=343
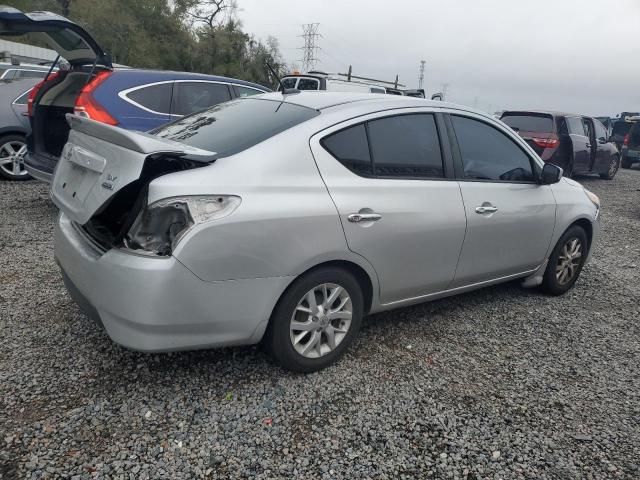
xmin=594 ymin=120 xmax=607 ymax=140
xmin=451 ymin=115 xmax=535 ymax=182
xmin=279 ymin=78 xmax=297 ymax=91
xmin=172 ymin=82 xmax=232 ymax=116
xmin=153 ymin=98 xmax=319 ymax=158
xmin=368 ymin=114 xmax=444 ymax=178
xmin=566 ymin=117 xmax=587 ymax=136
xmin=125 ymin=83 xmax=173 ymax=114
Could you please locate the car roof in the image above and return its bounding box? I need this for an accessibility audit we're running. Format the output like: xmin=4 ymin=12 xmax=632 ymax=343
xmin=501 ymin=109 xmax=588 ymax=119
xmin=112 ymin=67 xmax=269 ymax=90
xmin=256 ymin=91 xmax=478 ymax=114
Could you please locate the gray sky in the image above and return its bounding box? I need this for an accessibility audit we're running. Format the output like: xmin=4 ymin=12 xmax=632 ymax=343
xmin=237 ymin=0 xmax=640 ymax=116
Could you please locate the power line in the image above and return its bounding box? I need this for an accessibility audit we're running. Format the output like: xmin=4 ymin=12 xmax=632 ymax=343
xmin=299 ymin=23 xmax=321 ymax=72
xmin=418 ymin=60 xmax=426 ymax=89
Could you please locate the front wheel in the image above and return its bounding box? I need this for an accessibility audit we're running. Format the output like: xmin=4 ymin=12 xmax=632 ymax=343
xmin=540 ymin=226 xmax=588 ymax=296
xmin=600 ymin=155 xmax=620 ymax=180
xmin=0 ymin=134 xmax=31 ymax=181
xmin=264 ymin=267 xmax=364 ymax=372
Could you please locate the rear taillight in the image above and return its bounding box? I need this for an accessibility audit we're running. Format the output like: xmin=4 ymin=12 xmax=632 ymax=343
xmin=74 ymin=71 xmax=118 ymax=125
xmin=623 ymin=134 xmax=629 ymax=146
xmin=532 ymin=137 xmax=559 ymax=149
xmin=27 ymin=71 xmax=61 ymax=116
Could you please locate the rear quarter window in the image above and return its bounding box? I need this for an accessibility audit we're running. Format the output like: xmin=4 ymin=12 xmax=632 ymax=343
xmin=125 ymin=83 xmax=173 ymax=114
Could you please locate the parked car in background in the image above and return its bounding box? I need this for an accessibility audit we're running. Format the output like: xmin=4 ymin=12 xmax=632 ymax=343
xmin=621 ymin=117 xmax=640 ymax=168
xmin=500 ymin=110 xmax=620 ymax=179
xmin=0 ymin=77 xmax=39 ymax=180
xmin=50 ymin=92 xmax=600 ymax=372
xmin=0 ymin=6 xmax=270 ymax=182
xmin=0 ymin=61 xmax=54 ymax=80
xmin=610 ymin=113 xmax=639 ymax=150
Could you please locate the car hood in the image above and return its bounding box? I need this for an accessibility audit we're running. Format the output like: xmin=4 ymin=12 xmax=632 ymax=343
xmin=0 ymin=6 xmax=111 ymax=68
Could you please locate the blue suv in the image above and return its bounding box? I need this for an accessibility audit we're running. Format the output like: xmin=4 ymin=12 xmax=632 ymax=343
xmin=0 ymin=6 xmax=270 ymax=182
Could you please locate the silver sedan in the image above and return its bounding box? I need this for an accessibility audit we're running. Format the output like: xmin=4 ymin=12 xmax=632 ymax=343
xmin=51 ymin=93 xmax=600 ymax=372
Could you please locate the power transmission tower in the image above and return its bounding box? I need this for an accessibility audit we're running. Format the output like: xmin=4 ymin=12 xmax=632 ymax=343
xmin=418 ymin=60 xmax=426 ymax=89
xmin=300 ymin=23 xmax=321 ymax=72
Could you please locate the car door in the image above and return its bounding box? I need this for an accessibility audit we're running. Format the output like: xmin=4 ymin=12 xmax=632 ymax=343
xmin=310 ymin=110 xmax=467 ymax=304
xmin=582 ymin=117 xmax=598 ymax=171
xmin=566 ymin=116 xmax=591 ymax=172
xmin=170 ymin=81 xmax=233 ymax=118
xmin=592 ymin=119 xmax=613 ymax=171
xmin=446 ymin=113 xmax=556 ymax=287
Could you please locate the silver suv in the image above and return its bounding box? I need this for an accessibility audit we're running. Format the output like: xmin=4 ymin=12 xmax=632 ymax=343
xmin=51 ymin=93 xmax=600 ymax=372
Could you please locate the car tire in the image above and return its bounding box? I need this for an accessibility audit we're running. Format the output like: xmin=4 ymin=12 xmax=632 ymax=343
xmin=264 ymin=267 xmax=364 ymax=373
xmin=621 ymin=155 xmax=633 ymax=169
xmin=540 ymin=225 xmax=589 ymax=296
xmin=600 ymin=155 xmax=620 ymax=180
xmin=0 ymin=134 xmax=31 ymax=181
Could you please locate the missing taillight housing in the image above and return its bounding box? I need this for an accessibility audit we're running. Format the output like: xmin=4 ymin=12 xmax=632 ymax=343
xmin=124 ymin=195 xmax=241 ymax=256
xmin=27 ymin=71 xmax=61 ymax=116
xmin=74 ymin=70 xmax=118 ymax=125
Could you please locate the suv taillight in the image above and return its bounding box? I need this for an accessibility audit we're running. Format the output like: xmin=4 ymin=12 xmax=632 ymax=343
xmin=623 ymin=134 xmax=629 ymax=146
xmin=27 ymin=71 xmax=61 ymax=116
xmin=74 ymin=71 xmax=118 ymax=125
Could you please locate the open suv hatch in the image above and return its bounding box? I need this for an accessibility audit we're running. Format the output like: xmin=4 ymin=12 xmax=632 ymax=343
xmin=0 ymin=6 xmax=113 ymax=181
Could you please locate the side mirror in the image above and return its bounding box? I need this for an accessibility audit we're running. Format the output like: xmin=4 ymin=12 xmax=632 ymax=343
xmin=541 ymin=163 xmax=563 ymax=184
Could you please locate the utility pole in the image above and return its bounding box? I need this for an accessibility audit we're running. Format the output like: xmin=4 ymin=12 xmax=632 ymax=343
xmin=300 ymin=23 xmax=321 ymax=72
xmin=418 ymin=60 xmax=426 ymax=89
xmin=441 ymin=83 xmax=449 ymax=100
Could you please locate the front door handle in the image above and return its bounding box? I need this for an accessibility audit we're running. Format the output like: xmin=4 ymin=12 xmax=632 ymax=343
xmin=475 ymin=205 xmax=498 ymax=214
xmin=348 ymin=212 xmax=382 ymax=223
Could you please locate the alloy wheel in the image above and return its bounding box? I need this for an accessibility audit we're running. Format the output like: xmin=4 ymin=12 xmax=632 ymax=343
xmin=555 ymin=238 xmax=583 ymax=285
xmin=0 ymin=140 xmax=29 ymax=178
xmin=289 ymin=283 xmax=353 ymax=359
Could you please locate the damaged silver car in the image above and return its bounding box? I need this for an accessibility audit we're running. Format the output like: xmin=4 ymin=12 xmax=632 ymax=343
xmin=52 ymin=92 xmax=600 ymax=372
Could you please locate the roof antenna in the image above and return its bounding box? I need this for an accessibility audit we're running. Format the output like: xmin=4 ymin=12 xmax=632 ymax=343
xmin=266 ymin=62 xmax=299 ymax=95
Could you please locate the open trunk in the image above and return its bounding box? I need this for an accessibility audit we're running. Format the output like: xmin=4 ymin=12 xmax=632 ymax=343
xmin=51 ymin=115 xmax=217 ymax=250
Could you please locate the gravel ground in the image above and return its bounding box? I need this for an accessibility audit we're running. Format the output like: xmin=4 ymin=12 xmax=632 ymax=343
xmin=1 ymin=169 xmax=639 ymax=479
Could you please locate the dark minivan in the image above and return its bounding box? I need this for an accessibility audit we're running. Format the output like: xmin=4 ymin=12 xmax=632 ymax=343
xmin=500 ymin=111 xmax=620 ymax=180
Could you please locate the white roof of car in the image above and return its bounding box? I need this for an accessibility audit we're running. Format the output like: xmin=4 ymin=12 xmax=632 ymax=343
xmin=257 ymin=91 xmax=454 ymax=111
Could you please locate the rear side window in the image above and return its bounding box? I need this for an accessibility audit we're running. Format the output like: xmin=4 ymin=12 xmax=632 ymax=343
xmin=368 ymin=114 xmax=444 ymax=178
xmin=280 ymin=78 xmax=297 ymax=90
xmin=322 ymin=113 xmax=444 ymax=179
xmin=566 ymin=117 xmax=587 ymax=136
xmin=452 ymin=115 xmax=535 ymax=182
xmin=501 ymin=114 xmax=554 ymax=133
xmin=125 ymin=83 xmax=173 ymax=114
xmin=172 ymin=82 xmax=232 ymax=116
xmin=153 ymin=98 xmax=319 ymax=158
xmin=322 ymin=124 xmax=372 ymax=176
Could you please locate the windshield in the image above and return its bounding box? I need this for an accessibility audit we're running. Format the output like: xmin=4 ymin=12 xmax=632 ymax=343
xmin=501 ymin=114 xmax=554 ymax=133
xmin=152 ymin=98 xmax=319 ymax=158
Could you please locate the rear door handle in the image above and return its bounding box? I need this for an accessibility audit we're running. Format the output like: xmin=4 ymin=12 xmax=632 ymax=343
xmin=348 ymin=213 xmax=382 ymax=223
xmin=475 ymin=205 xmax=498 ymax=214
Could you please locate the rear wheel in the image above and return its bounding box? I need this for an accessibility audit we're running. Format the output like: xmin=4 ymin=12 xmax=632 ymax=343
xmin=0 ymin=135 xmax=31 ymax=181
xmin=264 ymin=267 xmax=364 ymax=372
xmin=540 ymin=225 xmax=588 ymax=295
xmin=621 ymin=155 xmax=633 ymax=169
xmin=600 ymin=155 xmax=619 ymax=180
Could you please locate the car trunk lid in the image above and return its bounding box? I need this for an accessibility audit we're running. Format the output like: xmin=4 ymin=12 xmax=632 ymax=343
xmin=51 ymin=114 xmax=216 ymax=225
xmin=0 ymin=6 xmax=112 ymax=68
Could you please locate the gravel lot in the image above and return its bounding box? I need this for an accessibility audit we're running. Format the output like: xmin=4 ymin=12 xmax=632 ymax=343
xmin=1 ymin=169 xmax=639 ymax=479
